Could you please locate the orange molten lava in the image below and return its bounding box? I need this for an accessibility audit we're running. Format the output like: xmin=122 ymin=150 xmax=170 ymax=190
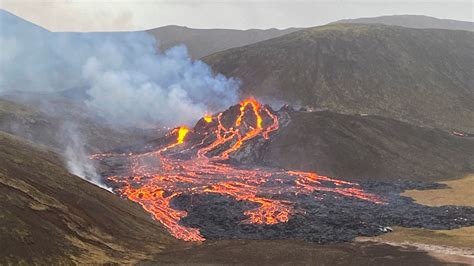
xmin=176 ymin=127 xmax=189 ymax=144
xmin=162 ymin=126 xmax=189 ymax=151
xmin=203 ymin=115 xmax=213 ymax=123
xmin=95 ymin=98 xmax=382 ymax=242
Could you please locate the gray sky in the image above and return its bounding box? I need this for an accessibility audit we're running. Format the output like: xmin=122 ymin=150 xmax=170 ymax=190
xmin=1 ymin=0 xmax=473 ymax=32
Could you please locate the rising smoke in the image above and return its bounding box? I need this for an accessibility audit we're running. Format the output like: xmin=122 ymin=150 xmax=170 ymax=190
xmin=61 ymin=122 xmax=111 ymax=190
xmin=0 ymin=10 xmax=240 ymax=187
xmin=0 ymin=10 xmax=239 ymax=126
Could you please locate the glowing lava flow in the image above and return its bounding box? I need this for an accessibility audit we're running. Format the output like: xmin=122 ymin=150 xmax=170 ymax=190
xmin=203 ymin=115 xmax=213 ymax=123
xmin=95 ymin=99 xmax=382 ymax=242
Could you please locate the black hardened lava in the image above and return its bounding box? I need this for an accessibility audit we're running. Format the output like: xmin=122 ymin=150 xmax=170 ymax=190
xmin=171 ymin=181 xmax=474 ymax=244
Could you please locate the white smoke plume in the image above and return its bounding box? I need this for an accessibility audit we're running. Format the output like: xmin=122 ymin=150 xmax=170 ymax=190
xmin=0 ymin=10 xmax=239 ymax=127
xmin=61 ymin=123 xmax=111 ymax=191
xmin=0 ymin=10 xmax=240 ymax=188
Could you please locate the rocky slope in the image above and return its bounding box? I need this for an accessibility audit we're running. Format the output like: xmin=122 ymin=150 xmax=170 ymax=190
xmin=204 ymin=24 xmax=474 ymax=132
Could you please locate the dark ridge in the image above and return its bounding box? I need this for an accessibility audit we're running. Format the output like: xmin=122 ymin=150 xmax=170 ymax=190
xmin=333 ymin=15 xmax=474 ymax=31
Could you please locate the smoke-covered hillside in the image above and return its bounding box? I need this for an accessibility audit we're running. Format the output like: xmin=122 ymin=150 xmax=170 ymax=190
xmin=0 ymin=9 xmax=241 ymax=187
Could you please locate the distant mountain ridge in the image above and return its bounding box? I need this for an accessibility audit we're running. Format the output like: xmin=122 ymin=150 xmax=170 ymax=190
xmin=3 ymin=9 xmax=473 ymax=60
xmin=0 ymin=9 xmax=300 ymax=60
xmin=204 ymin=23 xmax=474 ymax=132
xmin=334 ymin=15 xmax=474 ymax=31
xmin=146 ymin=25 xmax=301 ymax=58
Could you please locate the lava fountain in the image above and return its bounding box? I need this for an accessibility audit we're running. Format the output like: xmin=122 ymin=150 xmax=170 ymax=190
xmin=93 ymin=99 xmax=383 ymax=242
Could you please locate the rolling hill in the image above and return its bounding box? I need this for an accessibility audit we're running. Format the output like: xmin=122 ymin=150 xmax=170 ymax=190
xmin=204 ymin=24 xmax=474 ymax=132
xmin=334 ymin=15 xmax=474 ymax=31
xmin=0 ymin=131 xmax=179 ymax=264
xmin=147 ymin=25 xmax=300 ymax=58
xmin=256 ymin=109 xmax=474 ymax=182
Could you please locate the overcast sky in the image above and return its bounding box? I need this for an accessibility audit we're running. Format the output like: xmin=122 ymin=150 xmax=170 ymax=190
xmin=1 ymin=0 xmax=473 ymax=32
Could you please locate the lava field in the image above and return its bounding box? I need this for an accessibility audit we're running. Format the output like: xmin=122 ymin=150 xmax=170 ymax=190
xmin=94 ymin=99 xmax=474 ymax=243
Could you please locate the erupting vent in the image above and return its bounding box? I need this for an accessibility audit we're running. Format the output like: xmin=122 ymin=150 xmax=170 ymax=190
xmin=93 ymin=99 xmax=382 ymax=241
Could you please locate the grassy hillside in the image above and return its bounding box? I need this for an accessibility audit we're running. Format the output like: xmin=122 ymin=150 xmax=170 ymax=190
xmin=334 ymin=15 xmax=474 ymax=31
xmin=147 ymin=25 xmax=300 ymax=58
xmin=204 ymin=24 xmax=474 ymax=132
xmin=0 ymin=131 xmax=180 ymax=264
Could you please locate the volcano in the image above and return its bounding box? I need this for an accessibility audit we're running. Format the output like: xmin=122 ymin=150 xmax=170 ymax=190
xmin=94 ymin=99 xmax=474 ymax=243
